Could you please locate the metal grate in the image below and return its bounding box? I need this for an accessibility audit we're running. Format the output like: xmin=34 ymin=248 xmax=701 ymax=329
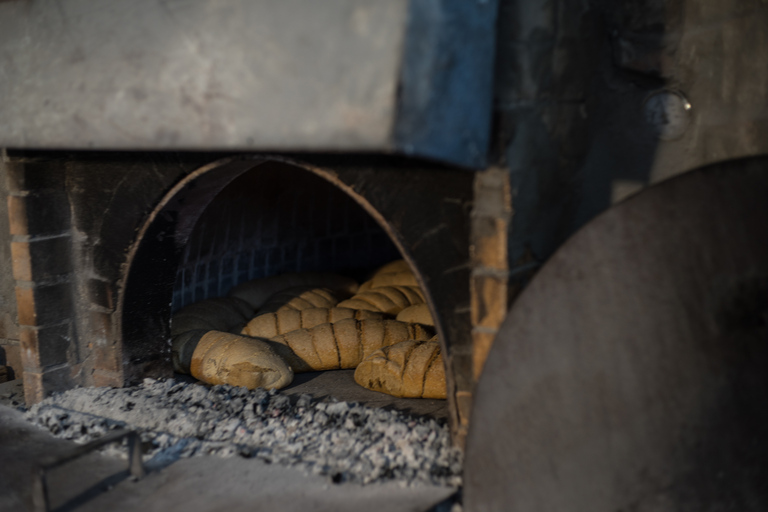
xmin=172 ymin=166 xmax=401 ymax=310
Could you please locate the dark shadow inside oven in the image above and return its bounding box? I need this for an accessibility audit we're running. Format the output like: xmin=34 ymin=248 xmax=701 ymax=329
xmin=172 ymin=164 xmax=401 ymax=311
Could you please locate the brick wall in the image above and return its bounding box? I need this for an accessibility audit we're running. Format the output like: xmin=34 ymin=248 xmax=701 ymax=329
xmin=0 ymin=152 xmax=20 ymax=382
xmin=3 ymin=155 xmax=75 ymax=401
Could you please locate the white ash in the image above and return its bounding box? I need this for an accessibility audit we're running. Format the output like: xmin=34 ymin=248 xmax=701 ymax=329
xmin=25 ymin=378 xmax=462 ymax=487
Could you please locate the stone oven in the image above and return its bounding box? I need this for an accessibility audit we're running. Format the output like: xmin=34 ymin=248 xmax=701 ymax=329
xmin=0 ymin=0 xmax=501 ymax=445
xmin=4 ymin=151 xmax=482 ymax=442
xmin=3 ymin=0 xmax=768 ymax=509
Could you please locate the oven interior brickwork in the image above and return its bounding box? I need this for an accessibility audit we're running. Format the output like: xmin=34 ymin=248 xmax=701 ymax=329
xmin=173 ymin=165 xmax=401 ymax=311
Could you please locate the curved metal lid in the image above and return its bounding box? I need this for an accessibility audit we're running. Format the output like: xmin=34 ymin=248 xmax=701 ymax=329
xmin=465 ymin=157 xmax=768 ymax=511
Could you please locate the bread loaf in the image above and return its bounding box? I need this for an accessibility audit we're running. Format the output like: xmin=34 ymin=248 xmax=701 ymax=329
xmin=171 ymin=296 xmax=254 ymax=373
xmin=268 ymin=319 xmax=435 ymax=372
xmin=395 ymin=303 xmax=434 ymax=326
xmin=358 ymin=260 xmax=415 ymax=292
xmin=171 ymin=263 xmax=445 ymax=399
xmin=241 ymin=307 xmax=385 ymax=339
xmin=258 ymin=287 xmax=339 ymax=314
xmin=371 ymin=271 xmax=419 ymax=289
xmin=336 ymin=285 xmax=424 ymax=315
xmin=189 ymin=331 xmax=293 ymax=390
xmin=354 ymin=337 xmax=445 ymax=399
xmin=228 ymin=272 xmax=358 ymax=310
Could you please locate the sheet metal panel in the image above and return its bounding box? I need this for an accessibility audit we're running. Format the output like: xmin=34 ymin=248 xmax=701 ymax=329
xmin=0 ymin=0 xmax=497 ymax=168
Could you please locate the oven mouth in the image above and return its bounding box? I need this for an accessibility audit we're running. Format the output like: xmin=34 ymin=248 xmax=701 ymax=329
xmin=119 ymin=157 xmax=449 ymax=418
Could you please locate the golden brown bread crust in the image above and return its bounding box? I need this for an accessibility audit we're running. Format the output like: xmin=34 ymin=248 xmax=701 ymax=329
xmin=422 ymin=353 xmax=446 ymax=399
xmin=395 ymin=303 xmax=434 ymax=326
xmin=171 ymin=296 xmax=255 ymax=373
xmin=358 ymin=259 xmax=417 ymax=291
xmin=365 ymin=270 xmax=419 ymax=289
xmin=358 ymin=260 xmax=412 ymax=292
xmin=269 ymin=319 xmax=435 ymax=372
xmin=189 ymin=330 xmax=293 ymax=390
xmin=353 ymin=338 xmax=445 ymax=399
xmin=241 ymin=307 xmax=385 ymax=339
xmin=357 ymin=281 xmax=374 ymax=293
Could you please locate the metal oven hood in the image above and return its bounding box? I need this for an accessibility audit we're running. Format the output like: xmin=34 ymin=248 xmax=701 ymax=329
xmin=0 ymin=0 xmax=497 ymax=168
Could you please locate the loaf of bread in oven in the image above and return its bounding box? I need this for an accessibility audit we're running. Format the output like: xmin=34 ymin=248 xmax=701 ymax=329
xmin=171 ymin=297 xmax=293 ymax=390
xmin=189 ymin=330 xmax=293 ymax=390
xmin=357 ymin=260 xmax=416 ymax=292
xmin=359 ymin=271 xmax=420 ymax=292
xmin=354 ymin=337 xmax=445 ymax=399
xmin=336 ymin=285 xmax=424 ymax=315
xmin=395 ymin=303 xmax=434 ymax=326
xmin=172 ymin=262 xmax=445 ymax=398
xmin=228 ymin=272 xmax=359 ymax=310
xmin=267 ymin=318 xmax=434 ymax=373
xmin=241 ymin=306 xmax=385 ymax=339
xmin=171 ymin=296 xmax=254 ymax=373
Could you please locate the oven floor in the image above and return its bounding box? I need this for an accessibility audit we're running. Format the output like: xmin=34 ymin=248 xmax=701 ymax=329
xmin=1 ymin=375 xmax=454 ymax=512
xmin=0 ymin=403 xmax=456 ymax=512
xmin=280 ymin=369 xmax=449 ymax=420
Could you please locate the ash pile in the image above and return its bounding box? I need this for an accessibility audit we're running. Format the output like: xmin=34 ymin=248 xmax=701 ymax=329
xmin=25 ymin=378 xmax=462 ymax=487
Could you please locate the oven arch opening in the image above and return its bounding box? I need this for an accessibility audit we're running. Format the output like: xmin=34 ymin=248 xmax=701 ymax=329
xmin=117 ymin=157 xmax=461 ymax=425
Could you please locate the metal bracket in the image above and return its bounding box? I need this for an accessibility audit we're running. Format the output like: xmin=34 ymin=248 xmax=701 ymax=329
xmin=31 ymin=429 xmax=145 ymax=512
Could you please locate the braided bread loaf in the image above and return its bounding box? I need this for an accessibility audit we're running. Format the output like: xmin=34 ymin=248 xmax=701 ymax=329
xmin=359 ymin=271 xmax=420 ymax=291
xmin=357 ymin=259 xmax=416 ymax=292
xmin=354 ymin=337 xmax=445 ymax=399
xmin=266 ymin=318 xmax=434 ymax=373
xmin=395 ymin=303 xmax=434 ymax=326
xmin=172 ymin=262 xmax=446 ymax=400
xmin=347 ymin=261 xmax=444 ymax=399
xmin=241 ymin=306 xmax=385 ymax=339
